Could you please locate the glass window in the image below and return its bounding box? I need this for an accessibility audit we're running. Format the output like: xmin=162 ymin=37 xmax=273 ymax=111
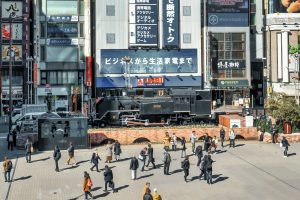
xmin=62 ymin=72 xmax=68 ymax=84
xmin=47 ymin=0 xmax=78 ymax=15
xmin=46 ymin=46 xmax=78 ymax=62
xmin=47 ymin=23 xmax=78 ymax=38
xmin=57 ymin=71 xmax=63 ymax=84
xmin=183 ymin=33 xmax=191 ymax=44
xmin=79 ymin=0 xmax=84 ymax=15
xmin=40 ymin=22 xmax=46 ymax=38
xmin=79 ymin=46 xmax=85 ymax=61
xmin=250 ymin=13 xmax=256 ymax=26
xmin=106 ymin=5 xmax=115 ymax=16
xmin=40 ymin=46 xmax=45 ymax=61
xmin=40 ymin=0 xmax=46 ymax=16
xmin=79 ymin=23 xmax=84 ymax=38
xmin=232 ymin=69 xmax=246 ymax=78
xmin=49 ymin=71 xmax=57 ymax=84
xmin=183 ymin=6 xmax=191 ymax=16
xmin=68 ymin=71 xmax=77 ymax=84
xmin=106 ymin=33 xmax=115 ymax=44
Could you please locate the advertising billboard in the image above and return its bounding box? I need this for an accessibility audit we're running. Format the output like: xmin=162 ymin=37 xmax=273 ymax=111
xmin=47 ymin=23 xmax=78 ymax=38
xmin=1 ymin=23 xmax=23 ymax=40
xmin=2 ymin=45 xmax=22 ymax=62
xmin=207 ymin=0 xmax=249 ymax=13
xmin=100 ymin=49 xmax=197 ymax=74
xmin=1 ymin=1 xmax=23 ymax=18
xmin=268 ymin=0 xmax=300 ymax=13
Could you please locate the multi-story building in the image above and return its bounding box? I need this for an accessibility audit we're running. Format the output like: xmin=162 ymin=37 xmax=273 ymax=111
xmin=93 ymin=0 xmax=210 ymax=115
xmin=33 ymin=0 xmax=91 ymax=112
xmin=0 ymin=0 xmax=31 ymax=114
xmin=265 ymin=0 xmax=300 ymax=102
xmin=203 ymin=0 xmax=252 ymax=113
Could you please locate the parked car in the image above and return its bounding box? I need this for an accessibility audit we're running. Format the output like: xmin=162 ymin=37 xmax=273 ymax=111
xmin=12 ymin=113 xmax=22 ymax=124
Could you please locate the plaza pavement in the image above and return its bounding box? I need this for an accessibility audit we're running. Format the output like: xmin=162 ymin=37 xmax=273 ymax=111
xmin=1 ymin=140 xmax=300 ymax=200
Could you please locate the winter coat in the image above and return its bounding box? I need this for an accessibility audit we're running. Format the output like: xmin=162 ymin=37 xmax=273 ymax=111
xmin=229 ymin=131 xmax=236 ymax=140
xmin=130 ymin=157 xmax=139 ymax=170
xmin=104 ymin=168 xmax=113 ymax=182
xmin=3 ymin=159 xmax=12 ymax=172
xmin=67 ymin=146 xmax=74 ymax=157
xmin=195 ymin=145 xmax=203 ymax=157
xmin=171 ymin=135 xmax=177 ymax=145
xmin=114 ymin=142 xmax=122 ymax=155
xmin=152 ymin=192 xmax=162 ymax=200
xmin=25 ymin=142 xmax=32 ymax=153
xmin=182 ymin=159 xmax=190 ymax=170
xmin=163 ymin=136 xmax=170 ymax=147
xmin=143 ymin=193 xmax=153 ymax=200
xmin=220 ymin=129 xmax=225 ymax=139
xmin=147 ymin=147 xmax=154 ymax=161
xmin=53 ymin=149 xmax=61 ymax=161
xmin=83 ymin=177 xmax=90 ymax=192
xmin=190 ymin=134 xmax=197 ymax=143
xmin=163 ymin=152 xmax=171 ymax=164
xmin=7 ymin=134 xmax=13 ymax=142
xmin=106 ymin=144 xmax=113 ymax=157
xmin=206 ymin=158 xmax=213 ymax=170
xmin=181 ymin=139 xmax=186 ymax=150
xmin=282 ymin=139 xmax=290 ymax=147
xmin=140 ymin=149 xmax=147 ymax=161
xmin=91 ymin=153 xmax=100 ymax=164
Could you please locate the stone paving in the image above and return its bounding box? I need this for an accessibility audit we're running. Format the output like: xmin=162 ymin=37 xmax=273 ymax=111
xmin=1 ymin=140 xmax=300 ymax=200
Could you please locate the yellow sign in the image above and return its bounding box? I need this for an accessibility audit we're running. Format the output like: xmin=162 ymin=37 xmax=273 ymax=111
xmin=267 ymin=86 xmax=273 ymax=94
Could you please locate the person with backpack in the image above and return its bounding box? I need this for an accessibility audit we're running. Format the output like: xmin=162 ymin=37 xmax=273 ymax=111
xmin=163 ymin=150 xmax=171 ymax=175
xmin=7 ymin=132 xmax=14 ymax=151
xmin=181 ymin=137 xmax=187 ymax=158
xmin=103 ymin=165 xmax=117 ymax=193
xmin=281 ymin=136 xmax=290 ymax=158
xmin=25 ymin=139 xmax=33 ymax=163
xmin=220 ymin=127 xmax=225 ymax=148
xmin=3 ymin=156 xmax=13 ymax=182
xmin=139 ymin=147 xmax=147 ymax=171
xmin=229 ymin=129 xmax=236 ymax=148
xmin=130 ymin=154 xmax=139 ymax=180
xmin=206 ymin=155 xmax=214 ymax=185
xmin=146 ymin=143 xmax=156 ymax=169
xmin=199 ymin=155 xmax=208 ymax=181
xmin=181 ymin=156 xmax=190 ymax=182
xmin=66 ymin=142 xmax=77 ymax=165
xmin=90 ymin=149 xmax=101 ymax=172
xmin=113 ymin=140 xmax=122 ymax=161
xmin=53 ymin=146 xmax=61 ymax=172
xmin=190 ymin=131 xmax=197 ymax=154
xmin=83 ymin=171 xmax=94 ymax=200
xmin=195 ymin=145 xmax=203 ymax=166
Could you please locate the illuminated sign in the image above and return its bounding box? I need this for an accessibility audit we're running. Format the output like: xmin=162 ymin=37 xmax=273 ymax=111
xmin=137 ymin=77 xmax=164 ymax=87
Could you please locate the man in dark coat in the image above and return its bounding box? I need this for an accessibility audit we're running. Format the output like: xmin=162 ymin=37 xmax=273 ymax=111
xmin=25 ymin=139 xmax=33 ymax=163
xmin=195 ymin=145 xmax=203 ymax=166
xmin=206 ymin=155 xmax=214 ymax=185
xmin=53 ymin=146 xmax=61 ymax=172
xmin=7 ymin=132 xmax=13 ymax=151
xmin=182 ymin=156 xmax=190 ymax=182
xmin=163 ymin=150 xmax=171 ymax=175
xmin=66 ymin=142 xmax=76 ymax=165
xmin=113 ymin=140 xmax=122 ymax=161
xmin=146 ymin=143 xmax=156 ymax=169
xmin=220 ymin=127 xmax=225 ymax=148
xmin=90 ymin=149 xmax=101 ymax=172
xmin=204 ymin=133 xmax=210 ymax=152
xmin=129 ymin=155 xmax=139 ymax=180
xmin=103 ymin=165 xmax=117 ymax=193
xmin=199 ymin=155 xmax=208 ymax=180
xmin=281 ymin=136 xmax=290 ymax=158
xmin=139 ymin=147 xmax=147 ymax=171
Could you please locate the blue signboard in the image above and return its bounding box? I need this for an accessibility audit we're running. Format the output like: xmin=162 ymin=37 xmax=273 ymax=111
xmin=207 ymin=0 xmax=249 ymax=13
xmin=129 ymin=0 xmax=158 ymax=46
xmin=162 ymin=0 xmax=180 ymax=48
xmin=208 ymin=13 xmax=248 ymax=27
xmin=47 ymin=38 xmax=78 ymax=45
xmin=100 ymin=49 xmax=197 ymax=74
xmin=47 ymin=23 xmax=78 ymax=34
xmin=47 ymin=16 xmax=78 ymax=22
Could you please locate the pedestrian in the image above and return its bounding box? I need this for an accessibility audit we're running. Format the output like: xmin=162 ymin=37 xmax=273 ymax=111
xmin=211 ymin=136 xmax=218 ymax=153
xmin=270 ymin=125 xmax=276 ymax=144
xmin=163 ymin=149 xmax=171 ymax=175
xmin=146 ymin=143 xmax=156 ymax=169
xmin=162 ymin=132 xmax=171 ymax=151
xmin=229 ymin=129 xmax=236 ymax=148
xmin=143 ymin=188 xmax=153 ymax=200
xmin=195 ymin=145 xmax=203 ymax=166
xmin=199 ymin=155 xmax=208 ymax=180
xmin=181 ymin=137 xmax=186 ymax=158
xmin=281 ymin=136 xmax=290 ymax=158
xmin=83 ymin=171 xmax=94 ymax=200
xmin=220 ymin=127 xmax=225 ymax=148
xmin=12 ymin=128 xmax=17 ymax=147
xmin=190 ymin=131 xmax=197 ymax=154
xmin=204 ymin=133 xmax=211 ymax=152
xmin=171 ymin=133 xmax=177 ymax=151
xmin=206 ymin=155 xmax=214 ymax=185
xmin=152 ymin=188 xmax=162 ymax=200
xmin=3 ymin=156 xmax=13 ymax=182
xmin=53 ymin=145 xmax=61 ymax=172
xmin=25 ymin=139 xmax=33 ymax=163
xmin=139 ymin=147 xmax=147 ymax=171
xmin=130 ymin=154 xmax=139 ymax=180
xmin=103 ymin=165 xmax=116 ymax=193
xmin=90 ymin=149 xmax=101 ymax=172
xmin=142 ymin=182 xmax=151 ymax=198
xmin=66 ymin=142 xmax=77 ymax=165
xmin=113 ymin=140 xmax=122 ymax=161
xmin=105 ymin=141 xmax=113 ymax=163
xmin=181 ymin=156 xmax=190 ymax=182
xmin=7 ymin=131 xmax=13 ymax=151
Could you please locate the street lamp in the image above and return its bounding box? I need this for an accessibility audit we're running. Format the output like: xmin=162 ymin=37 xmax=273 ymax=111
xmin=122 ymin=56 xmax=132 ymax=91
xmin=8 ymin=13 xmax=29 ymax=133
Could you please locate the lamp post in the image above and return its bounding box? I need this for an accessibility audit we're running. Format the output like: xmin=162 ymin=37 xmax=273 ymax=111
xmin=122 ymin=56 xmax=132 ymax=92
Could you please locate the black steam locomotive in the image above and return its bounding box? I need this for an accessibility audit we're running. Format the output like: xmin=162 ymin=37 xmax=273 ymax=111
xmin=91 ymin=88 xmax=211 ymax=127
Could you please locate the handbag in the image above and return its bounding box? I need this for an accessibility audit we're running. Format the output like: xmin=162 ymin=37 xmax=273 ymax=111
xmin=138 ymin=154 xmax=143 ymax=160
xmin=87 ymin=178 xmax=93 ymax=187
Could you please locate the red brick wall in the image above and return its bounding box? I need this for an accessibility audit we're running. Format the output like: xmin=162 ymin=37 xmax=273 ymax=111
xmin=88 ymin=127 xmax=258 ymax=145
xmin=263 ymin=133 xmax=300 ymax=143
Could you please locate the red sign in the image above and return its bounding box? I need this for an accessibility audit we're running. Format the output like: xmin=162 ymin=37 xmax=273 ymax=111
xmin=86 ymin=56 xmax=93 ymax=87
xmin=33 ymin=63 xmax=39 ymax=88
xmin=137 ymin=79 xmax=144 ymax=86
xmin=137 ymin=77 xmax=164 ymax=87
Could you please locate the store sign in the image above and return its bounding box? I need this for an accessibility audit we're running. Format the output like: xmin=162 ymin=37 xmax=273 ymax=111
xmin=208 ymin=13 xmax=248 ymax=27
xmin=1 ymin=1 xmax=23 ymax=18
xmin=86 ymin=57 xmax=93 ymax=87
xmin=2 ymin=45 xmax=22 ymax=61
xmin=217 ymin=60 xmax=246 ymax=69
xmin=162 ymin=0 xmax=180 ymax=48
xmin=46 ymin=38 xmax=78 ymax=45
xmin=1 ymin=23 xmax=22 ymax=40
xmin=47 ymin=16 xmax=78 ymax=22
xmin=100 ymin=49 xmax=197 ymax=75
xmin=33 ymin=63 xmax=39 ymax=88
xmin=129 ymin=0 xmax=158 ymax=46
xmin=47 ymin=23 xmax=78 ymax=34
xmin=137 ymin=77 xmax=164 ymax=87
xmin=207 ymin=0 xmax=249 ymax=13
xmin=215 ymin=80 xmax=249 ymax=87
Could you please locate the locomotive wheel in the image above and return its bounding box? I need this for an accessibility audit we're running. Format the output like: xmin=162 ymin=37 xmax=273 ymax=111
xmin=98 ymin=121 xmax=106 ymax=128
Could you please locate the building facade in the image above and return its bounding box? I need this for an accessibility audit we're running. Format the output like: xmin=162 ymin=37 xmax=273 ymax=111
xmin=94 ymin=0 xmax=210 ymax=111
xmin=0 ymin=0 xmax=31 ymax=114
xmin=265 ymin=1 xmax=300 ymax=102
xmin=34 ymin=0 xmax=91 ymax=113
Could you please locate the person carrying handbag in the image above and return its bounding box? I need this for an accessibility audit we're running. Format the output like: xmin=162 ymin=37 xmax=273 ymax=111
xmin=83 ymin=171 xmax=94 ymax=200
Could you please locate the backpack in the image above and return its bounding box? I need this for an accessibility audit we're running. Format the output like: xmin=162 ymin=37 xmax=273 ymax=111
xmin=87 ymin=178 xmax=93 ymax=187
xmin=7 ymin=161 xmax=13 ymax=170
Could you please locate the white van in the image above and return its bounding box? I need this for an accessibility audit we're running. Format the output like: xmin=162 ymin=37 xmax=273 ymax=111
xmin=15 ymin=112 xmax=45 ymax=129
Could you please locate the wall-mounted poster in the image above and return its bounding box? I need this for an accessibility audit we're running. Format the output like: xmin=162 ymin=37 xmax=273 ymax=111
xmin=2 ymin=45 xmax=23 ymax=62
xmin=1 ymin=23 xmax=23 ymax=40
xmin=1 ymin=1 xmax=23 ymax=18
xmin=268 ymin=0 xmax=300 ymax=13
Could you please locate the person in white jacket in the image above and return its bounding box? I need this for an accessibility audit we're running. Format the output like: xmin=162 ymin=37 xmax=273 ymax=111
xmin=229 ymin=129 xmax=236 ymax=148
xmin=171 ymin=133 xmax=178 ymax=151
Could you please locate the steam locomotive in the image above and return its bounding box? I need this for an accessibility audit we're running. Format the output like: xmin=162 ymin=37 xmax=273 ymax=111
xmin=91 ymin=88 xmax=211 ymax=127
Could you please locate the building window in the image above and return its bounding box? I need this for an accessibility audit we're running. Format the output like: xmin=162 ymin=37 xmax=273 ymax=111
xmin=79 ymin=23 xmax=84 ymax=38
xmin=183 ymin=33 xmax=191 ymax=44
xmin=41 ymin=71 xmax=47 ymax=85
xmin=40 ymin=46 xmax=45 ymax=61
xmin=106 ymin=5 xmax=115 ymax=16
xmin=106 ymin=33 xmax=115 ymax=44
xmin=41 ymin=71 xmax=80 ymax=85
xmin=40 ymin=22 xmax=46 ymax=38
xmin=47 ymin=0 xmax=78 ymax=15
xmin=183 ymin=6 xmax=191 ymax=16
xmin=79 ymin=46 xmax=85 ymax=61
xmin=79 ymin=0 xmax=85 ymax=16
xmin=250 ymin=13 xmax=256 ymax=26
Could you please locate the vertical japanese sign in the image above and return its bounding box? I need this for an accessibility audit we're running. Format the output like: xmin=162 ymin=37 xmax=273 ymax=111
xmin=86 ymin=56 xmax=93 ymax=87
xmin=129 ymin=0 xmax=158 ymax=46
xmin=163 ymin=0 xmax=180 ymax=48
xmin=33 ymin=63 xmax=39 ymax=88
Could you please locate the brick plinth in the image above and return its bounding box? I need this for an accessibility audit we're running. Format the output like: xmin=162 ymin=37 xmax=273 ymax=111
xmin=88 ymin=127 xmax=258 ymax=145
xmin=263 ymin=133 xmax=300 ymax=143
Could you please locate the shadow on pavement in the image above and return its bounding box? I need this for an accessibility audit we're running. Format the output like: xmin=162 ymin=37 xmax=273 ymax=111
xmin=30 ymin=157 xmax=50 ymax=163
xmin=91 ymin=186 xmax=102 ymax=192
xmin=100 ymin=166 xmax=116 ymax=171
xmin=13 ymin=175 xmax=32 ymax=182
xmin=235 ymin=144 xmax=245 ymax=148
xmin=76 ymin=159 xmax=90 ymax=165
xmin=212 ymin=174 xmax=222 ymax=179
xmin=190 ymin=176 xmax=199 ymax=181
xmin=60 ymin=165 xmax=79 ymax=171
xmin=216 ymin=150 xmax=227 ymax=154
xmin=137 ymin=173 xmax=153 ymax=180
xmin=213 ymin=176 xmax=229 ymax=184
xmin=115 ymin=184 xmax=129 ymax=192
xmin=288 ymin=153 xmax=296 ymax=157
xmin=155 ymin=163 xmax=163 ymax=169
xmin=171 ymin=169 xmax=183 ymax=174
xmin=111 ymin=157 xmax=131 ymax=163
xmin=94 ymin=191 xmax=110 ymax=199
